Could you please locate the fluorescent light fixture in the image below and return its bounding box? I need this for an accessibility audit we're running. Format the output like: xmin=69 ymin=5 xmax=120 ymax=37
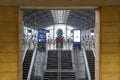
xmin=51 ymin=10 xmax=70 ymax=23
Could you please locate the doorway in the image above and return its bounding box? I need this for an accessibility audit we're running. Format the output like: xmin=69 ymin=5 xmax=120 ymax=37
xmin=19 ymin=7 xmax=100 ymax=80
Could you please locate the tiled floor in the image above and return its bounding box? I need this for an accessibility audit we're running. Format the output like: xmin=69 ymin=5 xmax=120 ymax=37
xmin=73 ymin=50 xmax=87 ymax=80
xmin=33 ymin=51 xmax=46 ymax=80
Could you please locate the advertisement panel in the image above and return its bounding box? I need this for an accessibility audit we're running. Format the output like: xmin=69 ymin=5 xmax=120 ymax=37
xmin=73 ymin=29 xmax=81 ymax=43
xmin=38 ymin=29 xmax=46 ymax=43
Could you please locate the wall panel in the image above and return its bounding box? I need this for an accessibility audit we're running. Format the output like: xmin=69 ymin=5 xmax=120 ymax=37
xmin=100 ymin=6 xmax=120 ymax=80
xmin=0 ymin=7 xmax=18 ymax=80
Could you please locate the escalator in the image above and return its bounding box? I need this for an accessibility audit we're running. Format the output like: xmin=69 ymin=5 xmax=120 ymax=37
xmin=85 ymin=50 xmax=95 ymax=80
xmin=23 ymin=49 xmax=34 ymax=80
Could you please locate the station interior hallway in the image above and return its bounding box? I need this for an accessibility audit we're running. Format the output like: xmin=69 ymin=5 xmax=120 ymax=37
xmin=22 ymin=10 xmax=96 ymax=80
xmin=23 ymin=43 xmax=95 ymax=80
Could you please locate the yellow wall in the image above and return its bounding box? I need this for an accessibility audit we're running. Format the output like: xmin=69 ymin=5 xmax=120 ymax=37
xmin=100 ymin=6 xmax=120 ymax=80
xmin=0 ymin=7 xmax=18 ymax=80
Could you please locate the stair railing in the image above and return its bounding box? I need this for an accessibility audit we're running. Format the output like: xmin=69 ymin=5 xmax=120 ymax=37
xmin=27 ymin=45 xmax=37 ymax=80
xmin=75 ymin=46 xmax=79 ymax=80
xmin=82 ymin=46 xmax=91 ymax=80
xmin=58 ymin=43 xmax=61 ymax=80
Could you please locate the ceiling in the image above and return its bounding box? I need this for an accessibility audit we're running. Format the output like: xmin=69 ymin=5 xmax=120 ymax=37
xmin=23 ymin=10 xmax=54 ymax=29
xmin=0 ymin=0 xmax=120 ymax=6
xmin=23 ymin=10 xmax=95 ymax=30
xmin=1 ymin=0 xmax=119 ymax=30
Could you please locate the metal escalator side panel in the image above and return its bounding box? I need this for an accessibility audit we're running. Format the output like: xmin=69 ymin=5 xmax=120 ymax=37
xmin=23 ymin=49 xmax=34 ymax=80
xmin=85 ymin=50 xmax=95 ymax=80
xmin=82 ymin=47 xmax=91 ymax=80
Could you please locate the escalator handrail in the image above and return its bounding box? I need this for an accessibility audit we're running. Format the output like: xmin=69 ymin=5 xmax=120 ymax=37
xmin=22 ymin=47 xmax=29 ymax=62
xmin=82 ymin=47 xmax=91 ymax=80
xmin=27 ymin=45 xmax=37 ymax=80
xmin=91 ymin=48 xmax=95 ymax=58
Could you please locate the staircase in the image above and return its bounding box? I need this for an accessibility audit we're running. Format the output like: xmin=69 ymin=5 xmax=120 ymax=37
xmin=43 ymin=50 xmax=76 ymax=80
xmin=61 ymin=50 xmax=73 ymax=69
xmin=43 ymin=72 xmax=76 ymax=80
xmin=85 ymin=50 xmax=95 ymax=80
xmin=23 ymin=50 xmax=34 ymax=80
xmin=47 ymin=50 xmax=58 ymax=69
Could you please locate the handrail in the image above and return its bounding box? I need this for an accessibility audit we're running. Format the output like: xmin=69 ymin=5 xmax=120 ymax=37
xmin=27 ymin=45 xmax=37 ymax=80
xmin=74 ymin=46 xmax=79 ymax=80
xmin=58 ymin=43 xmax=61 ymax=80
xmin=22 ymin=47 xmax=29 ymax=62
xmin=91 ymin=48 xmax=95 ymax=58
xmin=82 ymin=47 xmax=91 ymax=80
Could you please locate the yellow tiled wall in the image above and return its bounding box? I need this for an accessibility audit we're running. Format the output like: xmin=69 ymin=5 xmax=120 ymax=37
xmin=100 ymin=6 xmax=120 ymax=80
xmin=0 ymin=7 xmax=18 ymax=80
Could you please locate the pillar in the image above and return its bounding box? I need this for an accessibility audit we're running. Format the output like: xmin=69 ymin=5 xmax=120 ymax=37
xmin=100 ymin=6 xmax=120 ymax=80
xmin=0 ymin=7 xmax=19 ymax=80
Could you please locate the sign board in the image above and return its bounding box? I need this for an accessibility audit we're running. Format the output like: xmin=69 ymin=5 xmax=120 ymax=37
xmin=38 ymin=29 xmax=46 ymax=43
xmin=73 ymin=29 xmax=81 ymax=43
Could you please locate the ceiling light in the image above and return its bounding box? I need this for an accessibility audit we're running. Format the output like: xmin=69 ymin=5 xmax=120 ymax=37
xmin=51 ymin=10 xmax=70 ymax=23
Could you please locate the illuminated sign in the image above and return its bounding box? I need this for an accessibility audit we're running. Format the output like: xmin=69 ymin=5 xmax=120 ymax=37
xmin=73 ymin=29 xmax=81 ymax=43
xmin=38 ymin=29 xmax=46 ymax=43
